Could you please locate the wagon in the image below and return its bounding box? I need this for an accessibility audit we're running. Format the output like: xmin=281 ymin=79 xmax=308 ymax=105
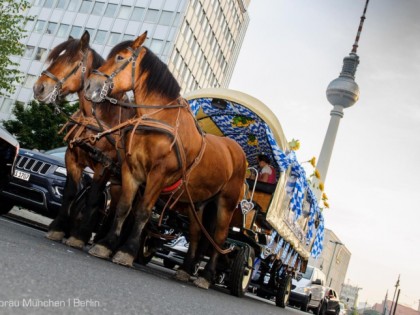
xmin=137 ymin=88 xmax=325 ymax=305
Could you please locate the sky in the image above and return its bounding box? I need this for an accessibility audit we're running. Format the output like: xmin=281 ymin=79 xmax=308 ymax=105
xmin=229 ymin=0 xmax=420 ymax=309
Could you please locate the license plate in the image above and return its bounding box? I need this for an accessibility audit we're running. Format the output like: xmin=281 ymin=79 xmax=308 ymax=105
xmin=13 ymin=170 xmax=30 ymax=181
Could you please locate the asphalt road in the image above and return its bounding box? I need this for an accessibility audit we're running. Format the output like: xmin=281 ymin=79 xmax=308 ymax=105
xmin=0 ymin=216 xmax=304 ymax=315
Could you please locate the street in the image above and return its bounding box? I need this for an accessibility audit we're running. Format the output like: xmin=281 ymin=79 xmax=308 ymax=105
xmin=0 ymin=215 xmax=304 ymax=315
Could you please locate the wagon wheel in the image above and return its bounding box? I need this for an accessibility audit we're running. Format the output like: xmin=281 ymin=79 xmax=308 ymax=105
xmin=275 ymin=274 xmax=292 ymax=308
xmin=230 ymin=245 xmax=255 ymax=297
xmin=137 ymin=229 xmax=155 ymax=265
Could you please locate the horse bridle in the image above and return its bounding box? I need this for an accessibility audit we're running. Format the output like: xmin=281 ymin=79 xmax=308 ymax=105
xmin=41 ymin=51 xmax=88 ymax=104
xmin=92 ymin=46 xmax=142 ymax=104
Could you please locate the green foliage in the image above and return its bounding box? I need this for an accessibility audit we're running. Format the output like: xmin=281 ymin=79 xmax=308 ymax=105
xmin=2 ymin=100 xmax=78 ymax=150
xmin=0 ymin=0 xmax=31 ymax=96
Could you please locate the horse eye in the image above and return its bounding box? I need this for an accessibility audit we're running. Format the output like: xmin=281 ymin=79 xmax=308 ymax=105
xmin=116 ymin=55 xmax=124 ymax=61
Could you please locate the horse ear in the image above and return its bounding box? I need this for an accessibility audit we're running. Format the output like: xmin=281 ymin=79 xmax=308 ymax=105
xmin=80 ymin=30 xmax=90 ymax=51
xmin=132 ymin=31 xmax=148 ymax=49
xmin=68 ymin=35 xmax=74 ymax=40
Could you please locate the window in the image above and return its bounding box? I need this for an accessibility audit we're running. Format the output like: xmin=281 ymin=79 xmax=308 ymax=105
xmin=150 ymin=39 xmax=163 ymax=54
xmin=85 ymin=28 xmax=95 ymax=37
xmin=33 ymin=0 xmax=45 ymax=6
xmin=69 ymin=26 xmax=82 ymax=38
xmin=24 ymin=45 xmax=35 ymax=58
xmin=56 ymin=0 xmax=68 ymax=9
xmin=79 ymin=0 xmax=93 ymax=14
xmin=68 ymin=0 xmax=81 ymax=11
xmin=131 ymin=7 xmax=145 ymax=21
xmin=0 ymin=99 xmax=13 ymax=113
xmin=122 ymin=34 xmax=135 ymax=41
xmin=94 ymin=30 xmax=107 ymax=44
xmin=35 ymin=47 xmax=48 ymax=62
xmin=44 ymin=0 xmax=55 ymax=8
xmin=25 ymin=19 xmax=35 ymax=32
xmin=24 ymin=75 xmax=38 ymax=89
xmin=159 ymin=11 xmax=173 ymax=26
xmin=57 ymin=24 xmax=69 ymax=37
xmin=92 ymin=2 xmax=105 ymax=15
xmin=118 ymin=5 xmax=131 ymax=19
xmin=104 ymin=3 xmax=117 ymax=17
xmin=46 ymin=22 xmax=57 ymax=35
xmin=145 ymin=9 xmax=159 ymax=23
xmin=34 ymin=20 xmax=46 ymax=33
xmin=107 ymin=32 xmax=120 ymax=46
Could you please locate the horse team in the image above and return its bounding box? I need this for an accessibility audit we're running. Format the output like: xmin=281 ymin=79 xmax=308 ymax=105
xmin=33 ymin=31 xmax=248 ymax=290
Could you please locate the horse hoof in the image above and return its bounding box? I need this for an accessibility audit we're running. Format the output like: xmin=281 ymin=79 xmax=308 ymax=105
xmin=193 ymin=277 xmax=210 ymax=289
xmin=88 ymin=244 xmax=112 ymax=259
xmin=112 ymin=251 xmax=134 ymax=267
xmin=65 ymin=237 xmax=85 ymax=249
xmin=174 ymin=269 xmax=190 ymax=282
xmin=45 ymin=230 xmax=65 ymax=241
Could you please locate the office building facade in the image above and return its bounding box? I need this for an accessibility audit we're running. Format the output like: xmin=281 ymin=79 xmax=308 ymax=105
xmin=309 ymin=228 xmax=351 ymax=296
xmin=0 ymin=0 xmax=250 ymax=121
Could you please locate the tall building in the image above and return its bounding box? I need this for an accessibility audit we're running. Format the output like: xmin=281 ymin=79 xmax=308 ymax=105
xmin=0 ymin=0 xmax=250 ymax=121
xmin=309 ymin=228 xmax=351 ymax=296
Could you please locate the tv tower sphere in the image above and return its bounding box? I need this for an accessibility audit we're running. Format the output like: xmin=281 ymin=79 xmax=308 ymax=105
xmin=326 ymin=53 xmax=360 ymax=108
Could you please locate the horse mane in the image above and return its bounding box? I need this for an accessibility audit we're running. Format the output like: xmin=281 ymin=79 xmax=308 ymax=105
xmin=108 ymin=41 xmax=181 ymax=99
xmin=47 ymin=38 xmax=104 ymax=68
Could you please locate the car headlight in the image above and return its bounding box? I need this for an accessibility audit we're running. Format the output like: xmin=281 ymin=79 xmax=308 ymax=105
xmin=294 ymin=287 xmax=310 ymax=294
xmin=54 ymin=166 xmax=67 ymax=177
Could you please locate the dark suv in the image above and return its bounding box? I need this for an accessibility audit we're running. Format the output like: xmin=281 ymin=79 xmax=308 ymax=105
xmin=0 ymin=145 xmax=69 ymax=218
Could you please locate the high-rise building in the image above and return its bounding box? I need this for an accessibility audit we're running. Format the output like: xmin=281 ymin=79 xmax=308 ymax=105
xmin=0 ymin=0 xmax=250 ymax=121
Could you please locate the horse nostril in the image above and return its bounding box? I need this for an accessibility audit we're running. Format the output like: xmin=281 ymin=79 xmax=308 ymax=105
xmin=33 ymin=83 xmax=44 ymax=95
xmin=85 ymin=81 xmax=91 ymax=92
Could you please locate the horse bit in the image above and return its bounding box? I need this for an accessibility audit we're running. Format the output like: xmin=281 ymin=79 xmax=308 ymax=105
xmin=41 ymin=51 xmax=88 ymax=105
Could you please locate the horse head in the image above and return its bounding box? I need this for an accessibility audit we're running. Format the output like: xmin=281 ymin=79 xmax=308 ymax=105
xmin=33 ymin=31 xmax=103 ymax=105
xmin=84 ymin=32 xmax=148 ymax=103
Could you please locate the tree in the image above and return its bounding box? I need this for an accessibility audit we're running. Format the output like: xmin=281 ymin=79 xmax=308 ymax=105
xmin=0 ymin=0 xmax=30 ymax=96
xmin=2 ymin=100 xmax=78 ymax=150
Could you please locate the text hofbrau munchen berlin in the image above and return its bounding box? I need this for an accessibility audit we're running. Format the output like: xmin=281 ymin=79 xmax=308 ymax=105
xmin=0 ymin=298 xmax=100 ymax=308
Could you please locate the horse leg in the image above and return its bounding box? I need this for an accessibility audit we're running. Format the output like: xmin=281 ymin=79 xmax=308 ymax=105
xmin=66 ymin=169 xmax=110 ymax=248
xmin=193 ymin=197 xmax=236 ymax=289
xmin=112 ymin=176 xmax=164 ymax=267
xmin=174 ymin=205 xmax=203 ymax=282
xmin=88 ymin=164 xmax=139 ymax=259
xmin=46 ymin=151 xmax=83 ymax=241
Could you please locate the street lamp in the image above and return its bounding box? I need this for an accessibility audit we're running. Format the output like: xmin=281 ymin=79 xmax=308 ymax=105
xmin=326 ymin=240 xmax=344 ymax=287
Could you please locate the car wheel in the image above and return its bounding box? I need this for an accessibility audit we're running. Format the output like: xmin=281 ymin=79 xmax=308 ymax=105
xmin=0 ymin=196 xmax=14 ymax=215
xmin=301 ymin=297 xmax=309 ymax=312
xmin=317 ymin=302 xmax=326 ymax=315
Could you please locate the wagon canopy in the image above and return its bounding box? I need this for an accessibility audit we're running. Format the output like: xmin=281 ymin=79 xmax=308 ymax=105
xmin=185 ymin=88 xmax=324 ymax=260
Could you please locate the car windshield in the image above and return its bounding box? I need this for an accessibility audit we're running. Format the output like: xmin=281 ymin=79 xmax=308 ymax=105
xmin=302 ymin=266 xmax=314 ymax=280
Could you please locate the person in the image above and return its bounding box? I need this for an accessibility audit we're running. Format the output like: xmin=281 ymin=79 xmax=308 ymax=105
xmin=256 ymin=154 xmax=276 ymax=184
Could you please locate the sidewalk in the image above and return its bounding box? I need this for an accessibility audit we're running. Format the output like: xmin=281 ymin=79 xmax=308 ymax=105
xmin=7 ymin=207 xmax=52 ymax=230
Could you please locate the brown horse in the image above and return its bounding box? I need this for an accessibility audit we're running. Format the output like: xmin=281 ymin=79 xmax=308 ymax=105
xmin=84 ymin=32 xmax=247 ymax=289
xmin=33 ymin=31 xmax=135 ymax=248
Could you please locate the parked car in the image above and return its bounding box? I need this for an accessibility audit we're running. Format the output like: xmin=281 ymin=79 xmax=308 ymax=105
xmin=308 ymin=287 xmax=340 ymax=315
xmin=0 ymin=126 xmax=19 ymax=215
xmin=289 ymin=265 xmax=326 ymax=311
xmin=0 ymin=143 xmax=90 ymax=218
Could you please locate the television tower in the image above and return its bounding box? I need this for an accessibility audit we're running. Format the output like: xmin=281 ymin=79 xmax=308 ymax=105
xmin=313 ymin=0 xmax=370 ymax=200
